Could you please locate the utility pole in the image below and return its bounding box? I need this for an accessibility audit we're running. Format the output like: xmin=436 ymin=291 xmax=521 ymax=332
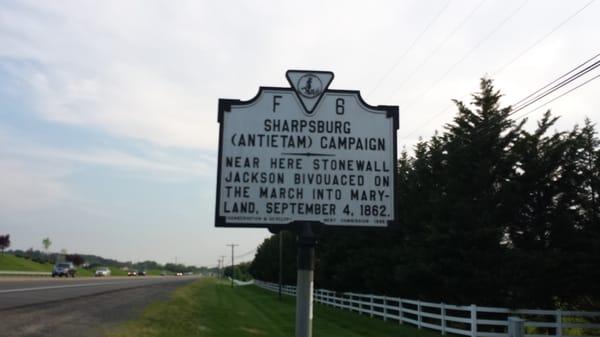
xmin=226 ymin=244 xmax=239 ymax=288
xmin=219 ymin=255 xmax=226 ymax=279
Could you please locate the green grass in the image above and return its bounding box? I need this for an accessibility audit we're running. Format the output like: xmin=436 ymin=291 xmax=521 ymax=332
xmin=76 ymin=268 xmax=94 ymax=277
xmin=109 ymin=278 xmax=440 ymax=337
xmin=109 ymin=267 xmax=128 ymax=276
xmin=145 ymin=268 xmax=165 ymax=276
xmin=0 ymin=254 xmax=172 ymax=277
xmin=0 ymin=254 xmax=104 ymax=277
xmin=0 ymin=254 xmax=53 ymax=272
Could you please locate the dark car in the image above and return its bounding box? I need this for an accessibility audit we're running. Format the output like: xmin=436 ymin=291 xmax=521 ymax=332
xmin=52 ymin=262 xmax=76 ymax=277
xmin=137 ymin=270 xmax=146 ymax=276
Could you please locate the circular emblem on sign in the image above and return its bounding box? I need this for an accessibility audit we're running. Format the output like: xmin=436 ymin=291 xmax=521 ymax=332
xmin=297 ymin=74 xmax=323 ymax=98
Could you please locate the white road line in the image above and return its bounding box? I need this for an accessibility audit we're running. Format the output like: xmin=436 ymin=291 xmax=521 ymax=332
xmin=0 ymin=280 xmax=154 ymax=294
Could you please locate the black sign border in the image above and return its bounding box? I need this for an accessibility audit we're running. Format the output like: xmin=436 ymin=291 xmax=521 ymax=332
xmin=216 ymin=84 xmax=399 ymax=231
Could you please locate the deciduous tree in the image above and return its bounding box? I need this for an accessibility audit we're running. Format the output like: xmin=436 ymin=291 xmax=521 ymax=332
xmin=42 ymin=237 xmax=52 ymax=252
xmin=0 ymin=235 xmax=9 ymax=255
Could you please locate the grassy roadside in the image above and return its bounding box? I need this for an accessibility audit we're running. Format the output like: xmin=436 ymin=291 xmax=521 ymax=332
xmin=0 ymin=254 xmax=165 ymax=277
xmin=109 ymin=278 xmax=440 ymax=337
xmin=0 ymin=254 xmax=53 ymax=272
xmin=0 ymin=254 xmax=95 ymax=276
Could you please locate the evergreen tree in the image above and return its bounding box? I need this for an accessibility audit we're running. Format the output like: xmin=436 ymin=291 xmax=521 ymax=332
xmin=247 ymin=78 xmax=600 ymax=310
xmin=249 ymin=231 xmax=296 ymax=284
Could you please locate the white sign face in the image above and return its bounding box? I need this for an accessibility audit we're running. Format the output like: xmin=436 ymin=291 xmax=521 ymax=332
xmin=216 ymin=70 xmax=398 ymax=228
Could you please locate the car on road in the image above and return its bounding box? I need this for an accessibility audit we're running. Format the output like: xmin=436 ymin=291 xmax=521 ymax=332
xmin=95 ymin=267 xmax=111 ymax=277
xmin=127 ymin=270 xmax=138 ymax=276
xmin=176 ymin=272 xmax=183 ymax=276
xmin=137 ymin=270 xmax=146 ymax=276
xmin=52 ymin=262 xmax=76 ymax=277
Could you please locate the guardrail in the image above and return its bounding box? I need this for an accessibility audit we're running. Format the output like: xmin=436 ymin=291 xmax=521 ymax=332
xmin=0 ymin=271 xmax=51 ymax=277
xmin=254 ymin=280 xmax=600 ymax=337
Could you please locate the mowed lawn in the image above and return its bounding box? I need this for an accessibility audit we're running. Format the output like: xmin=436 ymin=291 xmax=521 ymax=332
xmin=0 ymin=254 xmax=94 ymax=277
xmin=109 ymin=278 xmax=440 ymax=337
xmin=0 ymin=254 xmax=168 ymax=277
xmin=0 ymin=254 xmax=53 ymax=272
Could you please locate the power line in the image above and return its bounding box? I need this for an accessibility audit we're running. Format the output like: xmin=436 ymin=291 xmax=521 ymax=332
xmin=514 ymin=72 xmax=600 ymax=120
xmin=399 ymin=0 xmax=530 ymax=110
xmin=400 ymin=1 xmax=596 ymax=139
xmin=391 ymin=0 xmax=490 ymax=95
xmin=235 ymin=248 xmax=256 ymax=259
xmin=403 ymin=52 xmax=600 ymax=140
xmin=511 ymin=53 xmax=600 ymax=109
xmin=368 ymin=0 xmax=452 ymax=96
xmin=511 ymin=59 xmax=600 ymax=111
xmin=493 ymin=0 xmax=597 ymax=75
xmin=511 ymin=60 xmax=600 ymax=114
xmin=473 ymin=58 xmax=600 ymax=134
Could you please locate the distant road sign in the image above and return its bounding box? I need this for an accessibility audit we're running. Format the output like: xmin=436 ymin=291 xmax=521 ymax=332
xmin=216 ymin=70 xmax=399 ymax=228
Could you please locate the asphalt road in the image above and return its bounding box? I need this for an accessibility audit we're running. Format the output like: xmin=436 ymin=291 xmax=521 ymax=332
xmin=0 ymin=276 xmax=198 ymax=337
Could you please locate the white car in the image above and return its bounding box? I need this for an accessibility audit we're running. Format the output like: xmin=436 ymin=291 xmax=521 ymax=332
xmin=95 ymin=267 xmax=111 ymax=277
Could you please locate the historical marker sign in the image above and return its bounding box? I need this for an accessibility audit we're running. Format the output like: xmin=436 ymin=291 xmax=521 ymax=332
xmin=216 ymin=70 xmax=399 ymax=228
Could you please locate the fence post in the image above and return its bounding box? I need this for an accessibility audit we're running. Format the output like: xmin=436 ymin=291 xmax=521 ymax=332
xmin=349 ymin=294 xmax=352 ymax=312
xmin=359 ymin=295 xmax=363 ymax=315
xmin=370 ymin=295 xmax=374 ymax=318
xmin=347 ymin=294 xmax=350 ymax=312
xmin=556 ymin=309 xmax=562 ymax=337
xmin=399 ymin=298 xmax=403 ymax=325
xmin=508 ymin=317 xmax=525 ymax=337
xmin=417 ymin=300 xmax=422 ymax=329
xmin=441 ymin=303 xmax=446 ymax=335
xmin=470 ymin=304 xmax=477 ymax=337
xmin=383 ymin=296 xmax=388 ymax=321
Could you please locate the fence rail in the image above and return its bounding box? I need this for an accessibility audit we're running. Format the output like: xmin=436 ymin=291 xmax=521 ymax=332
xmin=254 ymin=280 xmax=600 ymax=337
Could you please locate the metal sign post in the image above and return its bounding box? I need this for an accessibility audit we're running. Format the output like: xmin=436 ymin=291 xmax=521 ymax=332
xmin=215 ymin=70 xmax=399 ymax=337
xmin=295 ymin=223 xmax=316 ymax=337
xmin=279 ymin=231 xmax=283 ymax=300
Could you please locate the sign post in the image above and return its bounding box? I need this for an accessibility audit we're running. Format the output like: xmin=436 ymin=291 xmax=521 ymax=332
xmin=295 ymin=222 xmax=316 ymax=337
xmin=216 ymin=70 xmax=399 ymax=337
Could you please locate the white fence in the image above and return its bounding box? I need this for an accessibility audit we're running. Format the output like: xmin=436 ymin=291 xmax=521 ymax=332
xmin=254 ymin=280 xmax=600 ymax=337
xmin=231 ymin=278 xmax=254 ymax=286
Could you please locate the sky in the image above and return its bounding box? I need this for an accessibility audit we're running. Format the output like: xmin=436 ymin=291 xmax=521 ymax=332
xmin=1 ymin=0 xmax=599 ymax=267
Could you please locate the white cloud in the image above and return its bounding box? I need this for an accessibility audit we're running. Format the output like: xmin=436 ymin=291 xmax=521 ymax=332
xmin=3 ymin=1 xmax=599 ymax=151
xmin=24 ymin=64 xmax=218 ymax=150
xmin=1 ymin=0 xmax=599 ymax=265
xmin=0 ymin=125 xmax=214 ymax=180
xmin=0 ymin=158 xmax=70 ymax=213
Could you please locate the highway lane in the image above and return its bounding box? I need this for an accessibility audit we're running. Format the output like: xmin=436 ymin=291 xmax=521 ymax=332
xmin=0 ymin=276 xmax=197 ymax=310
xmin=0 ymin=276 xmax=198 ymax=337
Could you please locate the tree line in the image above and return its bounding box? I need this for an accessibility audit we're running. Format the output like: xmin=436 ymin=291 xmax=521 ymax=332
xmin=250 ymin=78 xmax=600 ymax=310
xmin=5 ymin=248 xmax=203 ymax=274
